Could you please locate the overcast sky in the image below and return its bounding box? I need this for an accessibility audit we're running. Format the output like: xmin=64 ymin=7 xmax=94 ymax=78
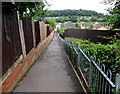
xmin=46 ymin=0 xmax=114 ymax=14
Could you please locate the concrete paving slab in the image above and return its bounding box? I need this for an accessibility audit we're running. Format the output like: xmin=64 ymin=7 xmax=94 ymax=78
xmin=14 ymin=33 xmax=84 ymax=92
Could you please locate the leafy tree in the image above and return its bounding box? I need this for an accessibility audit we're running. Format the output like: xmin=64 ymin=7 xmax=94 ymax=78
xmin=86 ymin=24 xmax=94 ymax=29
xmin=44 ymin=18 xmax=56 ymax=28
xmin=2 ymin=1 xmax=47 ymax=19
xmin=45 ymin=9 xmax=99 ymax=17
xmin=75 ymin=22 xmax=81 ymax=29
xmin=90 ymin=17 xmax=98 ymax=22
xmin=103 ymin=1 xmax=120 ymax=29
xmin=89 ymin=24 xmax=94 ymax=29
xmin=55 ymin=17 xmax=66 ymax=23
xmin=78 ymin=18 xmax=89 ymax=22
xmin=69 ymin=16 xmax=78 ymax=22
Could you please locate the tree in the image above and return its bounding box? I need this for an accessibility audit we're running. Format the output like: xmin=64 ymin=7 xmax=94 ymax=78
xmin=69 ymin=16 xmax=78 ymax=22
xmin=45 ymin=9 xmax=99 ymax=17
xmin=75 ymin=22 xmax=81 ymax=29
xmin=103 ymin=1 xmax=120 ymax=29
xmin=44 ymin=18 xmax=56 ymax=28
xmin=90 ymin=17 xmax=98 ymax=22
xmin=2 ymin=1 xmax=48 ymax=19
xmin=56 ymin=17 xmax=66 ymax=23
xmin=86 ymin=24 xmax=94 ymax=29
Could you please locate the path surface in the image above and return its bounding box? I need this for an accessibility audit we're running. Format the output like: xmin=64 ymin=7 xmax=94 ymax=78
xmin=14 ymin=32 xmax=84 ymax=92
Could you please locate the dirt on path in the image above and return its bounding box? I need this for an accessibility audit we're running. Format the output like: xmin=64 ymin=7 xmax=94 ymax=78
xmin=14 ymin=32 xmax=84 ymax=92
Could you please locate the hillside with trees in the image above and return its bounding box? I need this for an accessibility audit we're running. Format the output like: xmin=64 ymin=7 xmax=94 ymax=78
xmin=45 ymin=9 xmax=102 ymax=17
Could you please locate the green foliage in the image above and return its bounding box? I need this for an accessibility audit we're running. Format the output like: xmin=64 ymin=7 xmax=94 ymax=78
xmin=45 ymin=9 xmax=99 ymax=17
xmin=69 ymin=16 xmax=78 ymax=22
xmin=6 ymin=31 xmax=12 ymax=43
xmin=78 ymin=18 xmax=90 ymax=22
xmin=86 ymin=24 xmax=94 ymax=29
xmin=55 ymin=17 xmax=66 ymax=23
xmin=44 ymin=18 xmax=56 ymax=28
xmin=104 ymin=1 xmax=120 ymax=29
xmin=107 ymin=14 xmax=120 ymax=29
xmin=57 ymin=28 xmax=66 ymax=34
xmin=75 ymin=22 xmax=81 ymax=29
xmin=2 ymin=1 xmax=47 ymax=18
xmin=52 ymin=17 xmax=101 ymax=23
xmin=90 ymin=17 xmax=98 ymax=22
xmin=65 ymin=33 xmax=120 ymax=73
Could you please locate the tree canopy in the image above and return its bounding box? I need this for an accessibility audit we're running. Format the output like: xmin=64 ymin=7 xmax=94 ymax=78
xmin=2 ymin=1 xmax=47 ymax=19
xmin=45 ymin=9 xmax=99 ymax=17
xmin=104 ymin=1 xmax=120 ymax=29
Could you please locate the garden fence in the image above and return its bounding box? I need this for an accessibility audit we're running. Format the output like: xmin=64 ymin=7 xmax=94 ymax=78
xmin=64 ymin=29 xmax=119 ymax=44
xmin=2 ymin=10 xmax=22 ymax=75
xmin=2 ymin=10 xmax=50 ymax=78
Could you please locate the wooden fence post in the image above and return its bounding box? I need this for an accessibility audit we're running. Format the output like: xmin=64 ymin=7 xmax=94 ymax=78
xmin=40 ymin=21 xmax=47 ymax=41
xmin=17 ymin=11 xmax=26 ymax=58
xmin=35 ymin=21 xmax=41 ymax=46
xmin=0 ymin=2 xmax=2 ymax=79
xmin=31 ymin=18 xmax=36 ymax=47
xmin=21 ymin=18 xmax=35 ymax=54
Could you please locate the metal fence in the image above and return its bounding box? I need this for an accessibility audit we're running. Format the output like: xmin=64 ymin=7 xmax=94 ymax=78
xmin=58 ymin=35 xmax=120 ymax=94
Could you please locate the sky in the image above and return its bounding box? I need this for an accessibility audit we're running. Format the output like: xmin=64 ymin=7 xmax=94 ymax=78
xmin=46 ymin=0 xmax=114 ymax=14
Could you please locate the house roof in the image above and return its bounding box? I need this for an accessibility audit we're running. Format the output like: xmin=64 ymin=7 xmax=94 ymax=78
xmin=61 ymin=21 xmax=76 ymax=28
xmin=81 ymin=23 xmax=90 ymax=27
xmin=94 ymin=24 xmax=102 ymax=28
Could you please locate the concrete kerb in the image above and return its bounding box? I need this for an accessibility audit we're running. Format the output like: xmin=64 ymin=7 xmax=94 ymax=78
xmin=2 ymin=31 xmax=55 ymax=92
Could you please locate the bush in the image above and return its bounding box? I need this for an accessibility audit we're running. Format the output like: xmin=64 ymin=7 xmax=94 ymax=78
xmin=65 ymin=35 xmax=120 ymax=74
xmin=44 ymin=18 xmax=56 ymax=28
xmin=57 ymin=28 xmax=66 ymax=34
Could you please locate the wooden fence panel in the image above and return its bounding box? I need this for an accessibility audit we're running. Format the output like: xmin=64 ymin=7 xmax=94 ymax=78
xmin=47 ymin=25 xmax=51 ymax=37
xmin=64 ymin=29 xmax=119 ymax=44
xmin=2 ymin=11 xmax=22 ymax=75
xmin=0 ymin=2 xmax=2 ymax=78
xmin=35 ymin=21 xmax=41 ymax=46
xmin=40 ymin=21 xmax=47 ymax=41
xmin=21 ymin=18 xmax=35 ymax=54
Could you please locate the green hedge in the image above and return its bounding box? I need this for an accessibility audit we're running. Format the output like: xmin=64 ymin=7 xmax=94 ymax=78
xmin=65 ymin=35 xmax=120 ymax=74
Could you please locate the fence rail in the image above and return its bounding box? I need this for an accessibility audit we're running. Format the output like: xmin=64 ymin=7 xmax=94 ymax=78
xmin=58 ymin=34 xmax=120 ymax=93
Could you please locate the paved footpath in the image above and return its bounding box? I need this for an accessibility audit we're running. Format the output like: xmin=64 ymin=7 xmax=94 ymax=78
xmin=14 ymin=32 xmax=84 ymax=92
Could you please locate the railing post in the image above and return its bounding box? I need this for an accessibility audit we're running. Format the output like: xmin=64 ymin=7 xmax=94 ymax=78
xmin=88 ymin=61 xmax=92 ymax=88
xmin=78 ymin=43 xmax=81 ymax=66
xmin=77 ymin=52 xmax=80 ymax=67
xmin=115 ymin=73 xmax=120 ymax=93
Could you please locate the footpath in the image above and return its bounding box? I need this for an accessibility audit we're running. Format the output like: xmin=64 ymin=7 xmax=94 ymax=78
xmin=14 ymin=33 xmax=84 ymax=92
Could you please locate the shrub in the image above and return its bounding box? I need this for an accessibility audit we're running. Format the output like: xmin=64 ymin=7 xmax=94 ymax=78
xmin=44 ymin=18 xmax=56 ymax=28
xmin=65 ymin=35 xmax=120 ymax=74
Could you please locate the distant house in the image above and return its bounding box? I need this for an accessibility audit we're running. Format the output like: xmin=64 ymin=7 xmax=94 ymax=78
xmin=93 ymin=24 xmax=110 ymax=30
xmin=80 ymin=22 xmax=90 ymax=29
xmin=61 ymin=22 xmax=110 ymax=30
xmin=80 ymin=22 xmax=110 ymax=30
xmin=61 ymin=21 xmax=76 ymax=28
xmin=98 ymin=26 xmax=108 ymax=30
